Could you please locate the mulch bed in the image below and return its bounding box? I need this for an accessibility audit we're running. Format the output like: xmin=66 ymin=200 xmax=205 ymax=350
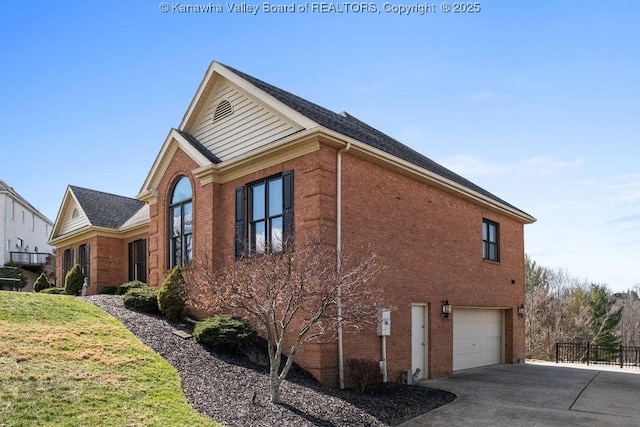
xmin=84 ymin=295 xmax=455 ymax=426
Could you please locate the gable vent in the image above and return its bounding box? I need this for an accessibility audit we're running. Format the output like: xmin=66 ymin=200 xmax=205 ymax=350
xmin=213 ymin=99 xmax=233 ymax=122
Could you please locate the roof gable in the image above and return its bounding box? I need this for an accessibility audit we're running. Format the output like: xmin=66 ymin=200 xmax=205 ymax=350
xmin=179 ymin=62 xmax=317 ymax=133
xmin=50 ymin=186 xmax=146 ymax=240
xmin=144 ymin=61 xmax=534 ymax=221
xmin=138 ymin=128 xmax=217 ymax=201
xmin=186 ymin=77 xmax=305 ymax=162
xmin=51 ymin=189 xmax=91 ymax=238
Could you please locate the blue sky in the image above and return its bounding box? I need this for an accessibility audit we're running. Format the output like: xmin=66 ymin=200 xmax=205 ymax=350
xmin=1 ymin=1 xmax=638 ymax=291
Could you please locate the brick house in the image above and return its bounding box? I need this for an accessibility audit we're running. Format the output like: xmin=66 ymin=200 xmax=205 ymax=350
xmin=50 ymin=61 xmax=535 ymax=386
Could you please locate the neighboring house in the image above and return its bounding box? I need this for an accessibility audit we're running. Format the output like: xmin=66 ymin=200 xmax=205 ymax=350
xmin=0 ymin=179 xmax=54 ymax=290
xmin=48 ymin=186 xmax=149 ymax=295
xmin=49 ymin=61 xmax=535 ymax=386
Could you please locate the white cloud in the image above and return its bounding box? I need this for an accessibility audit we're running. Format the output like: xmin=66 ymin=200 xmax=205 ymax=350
xmin=438 ymin=153 xmax=639 ymax=291
xmin=604 ymin=174 xmax=640 ymax=206
xmin=439 ymin=154 xmax=582 ymax=178
xmin=468 ymin=91 xmax=496 ymax=102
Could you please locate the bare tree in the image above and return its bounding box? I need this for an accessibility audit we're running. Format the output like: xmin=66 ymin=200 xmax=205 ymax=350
xmin=525 ymin=254 xmax=634 ymax=361
xmin=525 ymin=256 xmax=591 ymax=360
xmin=618 ymin=284 xmax=640 ymax=347
xmin=186 ymin=234 xmax=382 ymax=404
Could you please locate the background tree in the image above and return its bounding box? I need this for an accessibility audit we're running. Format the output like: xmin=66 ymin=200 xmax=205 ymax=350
xmin=587 ymin=283 xmax=622 ymax=347
xmin=43 ymin=252 xmax=57 ymax=285
xmin=525 ymin=254 xmax=628 ymax=361
xmin=187 ymin=235 xmax=382 ymax=404
xmin=618 ymin=284 xmax=640 ymax=347
xmin=524 ymin=258 xmax=588 ymax=359
xmin=0 ymin=262 xmax=27 ymax=291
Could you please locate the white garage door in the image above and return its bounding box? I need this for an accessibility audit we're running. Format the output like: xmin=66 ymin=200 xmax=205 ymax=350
xmin=453 ymin=308 xmax=503 ymax=371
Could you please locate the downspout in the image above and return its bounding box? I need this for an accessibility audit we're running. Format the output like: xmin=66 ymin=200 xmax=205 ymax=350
xmin=336 ymin=141 xmax=351 ymax=389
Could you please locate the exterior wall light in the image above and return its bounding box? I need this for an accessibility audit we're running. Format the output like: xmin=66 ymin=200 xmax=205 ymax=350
xmin=442 ymin=300 xmax=452 ymax=318
xmin=518 ymin=304 xmax=525 ymax=317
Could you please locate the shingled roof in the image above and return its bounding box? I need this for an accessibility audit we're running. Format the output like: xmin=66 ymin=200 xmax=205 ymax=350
xmin=205 ymin=64 xmax=526 ymax=215
xmin=69 ymin=186 xmax=146 ymax=229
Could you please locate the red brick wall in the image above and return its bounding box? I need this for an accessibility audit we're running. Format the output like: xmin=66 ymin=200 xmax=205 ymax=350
xmin=55 ymin=231 xmax=149 ymax=294
xmin=147 ymin=148 xmax=213 ymax=288
xmin=338 ymin=152 xmax=526 ymax=380
xmin=147 ymin=142 xmax=526 ymax=386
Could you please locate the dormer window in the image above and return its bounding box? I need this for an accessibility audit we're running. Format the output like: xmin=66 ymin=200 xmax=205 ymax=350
xmin=213 ymin=99 xmax=233 ymax=122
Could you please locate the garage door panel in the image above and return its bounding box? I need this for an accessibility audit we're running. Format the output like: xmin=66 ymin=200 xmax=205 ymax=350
xmin=453 ymin=308 xmax=503 ymax=371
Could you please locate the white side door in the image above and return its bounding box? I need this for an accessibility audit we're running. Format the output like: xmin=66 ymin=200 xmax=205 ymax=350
xmin=411 ymin=305 xmax=428 ymax=380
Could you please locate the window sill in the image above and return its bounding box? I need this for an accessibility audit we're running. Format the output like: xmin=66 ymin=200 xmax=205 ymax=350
xmin=482 ymin=258 xmax=501 ymax=265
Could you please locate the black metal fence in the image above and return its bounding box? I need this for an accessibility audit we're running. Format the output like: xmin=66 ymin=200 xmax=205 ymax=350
xmin=556 ymin=342 xmax=640 ymax=369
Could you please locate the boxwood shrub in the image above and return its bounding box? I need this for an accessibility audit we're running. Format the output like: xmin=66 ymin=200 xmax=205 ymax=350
xmin=193 ymin=315 xmax=255 ymax=351
xmin=122 ymin=287 xmax=160 ymax=314
xmin=117 ymin=280 xmax=147 ymax=295
xmin=40 ymin=287 xmax=66 ymax=295
xmin=98 ymin=285 xmax=119 ymax=295
xmin=33 ymin=273 xmax=51 ymax=293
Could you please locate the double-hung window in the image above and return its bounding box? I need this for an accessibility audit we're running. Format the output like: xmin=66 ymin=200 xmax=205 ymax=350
xmin=482 ymin=219 xmax=500 ymax=262
xmin=235 ymin=171 xmax=293 ymax=257
xmin=169 ymin=176 xmax=193 ymax=268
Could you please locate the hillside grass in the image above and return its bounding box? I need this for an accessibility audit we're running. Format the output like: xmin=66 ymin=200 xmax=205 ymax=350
xmin=0 ymin=291 xmax=220 ymax=427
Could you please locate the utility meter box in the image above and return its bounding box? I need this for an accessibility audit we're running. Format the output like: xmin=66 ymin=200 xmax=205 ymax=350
xmin=377 ymin=309 xmax=391 ymax=336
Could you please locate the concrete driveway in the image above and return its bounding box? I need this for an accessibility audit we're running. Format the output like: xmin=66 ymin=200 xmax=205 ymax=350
xmin=400 ymin=362 xmax=640 ymax=426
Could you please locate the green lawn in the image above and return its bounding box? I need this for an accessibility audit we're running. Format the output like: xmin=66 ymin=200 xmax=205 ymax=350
xmin=0 ymin=291 xmax=220 ymax=427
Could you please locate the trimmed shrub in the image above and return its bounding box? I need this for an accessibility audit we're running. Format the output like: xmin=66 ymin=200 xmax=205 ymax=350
xmin=40 ymin=287 xmax=66 ymax=295
xmin=33 ymin=273 xmax=51 ymax=293
xmin=117 ymin=281 xmax=147 ymax=295
xmin=347 ymin=358 xmax=382 ymax=394
xmin=98 ymin=285 xmax=119 ymax=295
xmin=123 ymin=287 xmax=160 ymax=314
xmin=64 ymin=264 xmax=84 ymax=296
xmin=193 ymin=315 xmax=256 ymax=351
xmin=157 ymin=267 xmax=185 ymax=322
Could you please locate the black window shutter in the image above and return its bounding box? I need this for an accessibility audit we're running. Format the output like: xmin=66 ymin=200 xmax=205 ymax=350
xmin=282 ymin=170 xmax=294 ymax=249
xmin=86 ymin=244 xmax=90 ymax=282
xmin=235 ymin=187 xmax=245 ymax=258
xmin=141 ymin=239 xmax=147 ymax=283
xmin=128 ymin=242 xmax=133 ymax=281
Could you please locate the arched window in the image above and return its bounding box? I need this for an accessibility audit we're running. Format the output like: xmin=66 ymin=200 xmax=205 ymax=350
xmin=169 ymin=176 xmax=193 ymax=268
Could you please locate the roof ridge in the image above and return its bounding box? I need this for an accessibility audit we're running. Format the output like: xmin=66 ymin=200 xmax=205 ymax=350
xmin=70 ymin=185 xmax=145 ymax=229
xmin=218 ymin=64 xmax=529 ymax=217
xmin=0 ymin=178 xmax=51 ymax=221
xmin=69 ymin=184 xmax=140 ymax=201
